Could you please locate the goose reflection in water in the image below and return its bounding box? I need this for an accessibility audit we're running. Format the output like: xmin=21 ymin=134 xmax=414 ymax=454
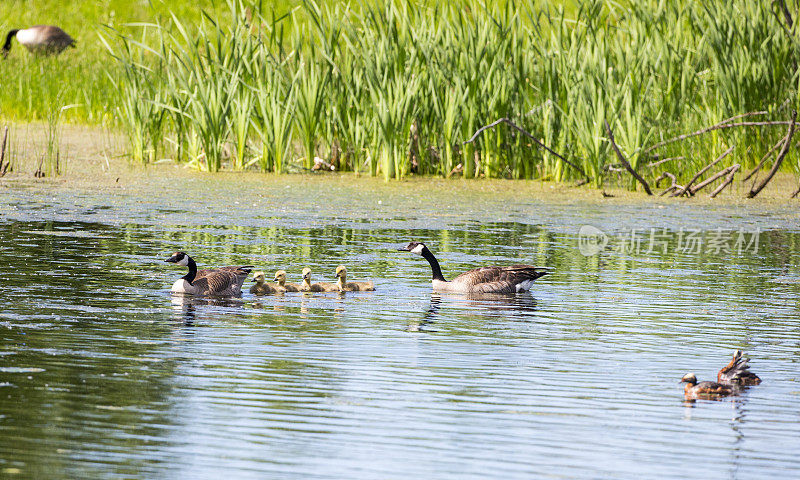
xmin=170 ymin=294 xmax=245 ymax=324
xmin=408 ymin=292 xmax=539 ymax=331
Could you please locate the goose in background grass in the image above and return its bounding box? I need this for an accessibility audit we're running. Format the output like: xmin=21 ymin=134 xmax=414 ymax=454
xmin=2 ymin=26 xmax=75 ymax=58
xmin=273 ymin=270 xmax=300 ymax=292
xmin=717 ymin=350 xmax=761 ymax=386
xmin=397 ymin=241 xmax=550 ymax=294
xmin=335 ymin=265 xmax=375 ymax=292
xmin=299 ymin=267 xmax=338 ymax=292
xmin=250 ymin=271 xmax=278 ymax=295
xmin=165 ymin=251 xmax=252 ymax=296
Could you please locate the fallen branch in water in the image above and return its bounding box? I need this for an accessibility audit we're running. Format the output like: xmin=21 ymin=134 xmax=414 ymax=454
xmin=690 ymin=164 xmax=739 ymax=195
xmin=465 ymin=117 xmax=589 ymax=182
xmin=748 ymin=110 xmax=797 ymax=198
xmin=655 ymin=172 xmax=682 ymax=196
xmin=741 ymin=134 xmax=787 ymax=183
xmin=709 ymin=164 xmax=740 ymax=198
xmin=0 ymin=126 xmax=8 ymax=177
xmin=673 ymin=145 xmax=735 ymax=197
xmin=604 ymin=120 xmax=652 ymax=195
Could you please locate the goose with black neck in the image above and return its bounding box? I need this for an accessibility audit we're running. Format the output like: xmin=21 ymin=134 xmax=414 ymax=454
xmin=398 ymin=241 xmax=550 ymax=294
xmin=165 ymin=251 xmax=253 ymax=297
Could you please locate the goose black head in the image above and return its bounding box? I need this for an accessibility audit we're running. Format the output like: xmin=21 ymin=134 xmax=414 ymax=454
xmin=680 ymin=373 xmax=698 ymax=385
xmin=398 ymin=241 xmax=426 ymax=256
xmin=165 ymin=251 xmax=190 ymax=266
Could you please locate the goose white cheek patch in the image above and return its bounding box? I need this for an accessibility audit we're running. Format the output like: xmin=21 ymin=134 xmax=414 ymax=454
xmin=410 ymin=244 xmax=425 ymax=255
xmin=177 ymin=256 xmax=189 ymax=266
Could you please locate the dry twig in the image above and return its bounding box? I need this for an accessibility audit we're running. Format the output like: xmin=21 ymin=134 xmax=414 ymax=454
xmin=748 ymin=111 xmax=797 ymax=198
xmin=604 ymin=120 xmax=652 ymax=195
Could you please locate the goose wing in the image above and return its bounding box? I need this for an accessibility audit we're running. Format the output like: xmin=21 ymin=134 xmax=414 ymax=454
xmin=451 ymin=265 xmax=549 ymax=293
xmin=194 ymin=266 xmax=252 ymax=295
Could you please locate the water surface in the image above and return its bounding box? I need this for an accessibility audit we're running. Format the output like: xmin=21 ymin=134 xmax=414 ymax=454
xmin=1 ymin=176 xmax=799 ymax=479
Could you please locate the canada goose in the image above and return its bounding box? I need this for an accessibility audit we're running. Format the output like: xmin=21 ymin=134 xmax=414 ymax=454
xmin=397 ymin=241 xmax=550 ymax=293
xmin=299 ymin=267 xmax=338 ymax=292
xmin=2 ymin=26 xmax=75 ymax=58
xmin=680 ymin=373 xmax=735 ymax=399
xmin=165 ymin=251 xmax=253 ymax=296
xmin=717 ymin=350 xmax=761 ymax=386
xmin=250 ymin=271 xmax=279 ymax=295
xmin=335 ymin=265 xmax=375 ymax=292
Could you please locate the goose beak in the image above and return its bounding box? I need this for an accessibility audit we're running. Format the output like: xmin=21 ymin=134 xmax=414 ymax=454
xmin=165 ymin=255 xmax=178 ymax=263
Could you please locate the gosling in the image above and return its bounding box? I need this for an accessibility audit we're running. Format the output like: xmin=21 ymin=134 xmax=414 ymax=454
xmin=299 ymin=267 xmax=338 ymax=292
xmin=273 ymin=270 xmax=300 ymax=293
xmin=335 ymin=265 xmax=375 ymax=292
xmin=250 ymin=271 xmax=279 ymax=295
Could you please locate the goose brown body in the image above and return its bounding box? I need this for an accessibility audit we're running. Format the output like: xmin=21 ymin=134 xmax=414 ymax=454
xmin=166 ymin=252 xmax=252 ymax=297
xmin=3 ymin=25 xmax=75 ymax=57
xmin=398 ymin=241 xmax=549 ymax=293
xmin=717 ymin=350 xmax=761 ymax=386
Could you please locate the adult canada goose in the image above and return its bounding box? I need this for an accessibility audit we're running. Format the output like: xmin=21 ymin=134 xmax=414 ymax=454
xmin=273 ymin=270 xmax=300 ymax=293
xmin=717 ymin=350 xmax=761 ymax=386
xmin=250 ymin=271 xmax=278 ymax=295
xmin=335 ymin=265 xmax=375 ymax=292
xmin=397 ymin=241 xmax=550 ymax=293
xmin=165 ymin=251 xmax=252 ymax=296
xmin=680 ymin=373 xmax=735 ymax=399
xmin=2 ymin=26 xmax=75 ymax=58
xmin=299 ymin=267 xmax=338 ymax=292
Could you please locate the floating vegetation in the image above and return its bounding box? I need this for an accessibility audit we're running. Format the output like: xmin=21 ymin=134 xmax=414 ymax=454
xmin=101 ymin=0 xmax=798 ymax=189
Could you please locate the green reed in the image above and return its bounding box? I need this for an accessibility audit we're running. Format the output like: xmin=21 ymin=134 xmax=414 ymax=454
xmin=98 ymin=0 xmax=799 ymax=189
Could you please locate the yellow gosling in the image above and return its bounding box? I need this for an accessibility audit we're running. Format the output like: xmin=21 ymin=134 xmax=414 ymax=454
xmin=335 ymin=265 xmax=375 ymax=292
xmin=299 ymin=267 xmax=338 ymax=292
xmin=273 ymin=270 xmax=300 ymax=293
xmin=250 ymin=271 xmax=278 ymax=295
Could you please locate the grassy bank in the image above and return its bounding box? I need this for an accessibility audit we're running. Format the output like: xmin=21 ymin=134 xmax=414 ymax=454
xmin=1 ymin=0 xmax=799 ymax=192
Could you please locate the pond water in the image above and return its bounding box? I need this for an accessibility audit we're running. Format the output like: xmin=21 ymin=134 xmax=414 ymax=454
xmin=1 ymin=175 xmax=799 ymax=479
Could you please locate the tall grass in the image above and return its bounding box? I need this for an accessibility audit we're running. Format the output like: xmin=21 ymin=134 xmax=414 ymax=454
xmin=98 ymin=0 xmax=798 ymax=187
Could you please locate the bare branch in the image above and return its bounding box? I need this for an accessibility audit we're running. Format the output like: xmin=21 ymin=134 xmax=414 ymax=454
xmin=464 ymin=117 xmax=588 ymax=181
xmin=604 ymin=120 xmax=652 ymax=195
xmin=643 ymin=116 xmax=786 ymax=155
xmin=742 ymin=134 xmax=787 ymax=183
xmin=709 ymin=164 xmax=740 ymax=198
xmin=674 ymin=145 xmax=735 ymax=197
xmin=647 ymin=156 xmax=684 ymax=169
xmin=748 ymin=111 xmax=797 ymax=198
xmin=690 ymin=164 xmax=739 ymax=195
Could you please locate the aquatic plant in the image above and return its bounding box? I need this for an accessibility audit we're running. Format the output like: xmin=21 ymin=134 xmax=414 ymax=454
xmin=93 ymin=0 xmax=798 ymax=189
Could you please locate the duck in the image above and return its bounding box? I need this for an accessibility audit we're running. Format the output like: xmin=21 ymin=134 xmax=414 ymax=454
xmin=2 ymin=26 xmax=75 ymax=58
xmin=250 ymin=271 xmax=278 ymax=295
xmin=680 ymin=373 xmax=735 ymax=399
xmin=335 ymin=265 xmax=375 ymax=292
xmin=397 ymin=241 xmax=550 ymax=293
xmin=717 ymin=350 xmax=761 ymax=386
xmin=165 ymin=251 xmax=252 ymax=296
xmin=299 ymin=267 xmax=338 ymax=292
xmin=273 ymin=270 xmax=300 ymax=292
